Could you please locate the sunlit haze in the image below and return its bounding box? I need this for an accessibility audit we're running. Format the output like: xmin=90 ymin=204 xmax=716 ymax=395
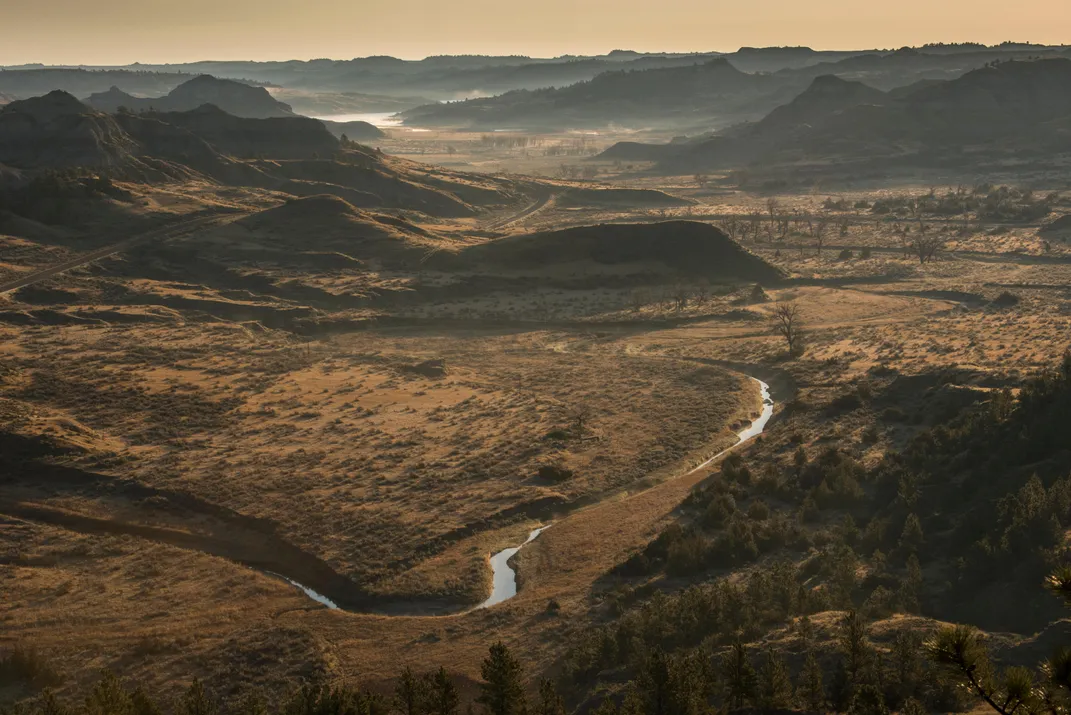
xmin=4 ymin=0 xmax=1068 ymax=65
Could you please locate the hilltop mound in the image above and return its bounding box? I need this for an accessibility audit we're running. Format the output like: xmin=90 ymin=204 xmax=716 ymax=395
xmin=596 ymin=141 xmax=677 ymax=162
xmin=758 ymin=74 xmax=887 ymax=130
xmin=0 ymin=91 xmax=137 ymax=168
xmin=86 ymin=75 xmax=294 ymax=119
xmin=447 ymin=221 xmax=785 ymax=282
xmin=241 ymin=194 xmax=363 ymax=226
xmin=228 ymin=195 xmax=440 ymax=267
xmin=321 ymin=119 xmax=387 ymax=141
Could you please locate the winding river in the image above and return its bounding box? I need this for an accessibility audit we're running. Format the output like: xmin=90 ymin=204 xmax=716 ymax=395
xmin=276 ymin=377 xmax=775 ymax=612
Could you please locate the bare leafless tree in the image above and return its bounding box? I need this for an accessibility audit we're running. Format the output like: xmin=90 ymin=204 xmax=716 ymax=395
xmin=813 ymin=213 xmax=830 ymax=255
xmin=694 ymin=281 xmax=710 ymax=306
xmin=766 ymin=197 xmax=781 ymax=222
xmin=765 ymin=198 xmax=782 ymax=242
xmin=747 ymin=213 xmax=764 ymax=242
xmin=671 ymin=283 xmax=691 ymax=313
xmin=912 ymin=235 xmax=945 ymax=264
xmin=776 ymin=217 xmax=791 ymax=242
xmin=567 ymin=404 xmax=593 ymax=439
xmin=773 ymin=302 xmax=805 ymax=357
xmin=718 ymin=217 xmax=741 ymax=241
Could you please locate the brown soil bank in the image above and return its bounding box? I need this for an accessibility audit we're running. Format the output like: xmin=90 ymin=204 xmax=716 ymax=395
xmin=440 ymin=220 xmax=785 ymax=282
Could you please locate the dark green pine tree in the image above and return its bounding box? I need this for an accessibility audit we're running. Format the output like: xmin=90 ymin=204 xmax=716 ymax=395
xmin=636 ymin=649 xmax=673 ymax=715
xmin=85 ymin=671 xmax=134 ymax=715
xmin=722 ymin=641 xmax=757 ymax=711
xmin=130 ymin=687 xmax=162 ymax=715
xmin=477 ymin=643 xmax=526 ymax=715
xmin=36 ymin=690 xmax=74 ymax=715
xmin=395 ymin=667 xmax=426 ymax=715
xmin=534 ymin=679 xmax=564 ymax=715
xmin=590 ymin=698 xmax=619 ymax=715
xmin=422 ymin=667 xmax=459 ymax=715
xmin=797 ymin=649 xmax=825 ymax=712
xmin=839 ymin=610 xmax=873 ymax=685
xmin=233 ymin=692 xmax=267 ymax=715
xmin=756 ymin=648 xmax=793 ymax=710
xmin=180 ymin=680 xmax=216 ymax=715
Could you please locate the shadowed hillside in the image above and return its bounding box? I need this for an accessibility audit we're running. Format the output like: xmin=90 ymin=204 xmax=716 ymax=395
xmin=0 ymin=91 xmax=138 ymax=169
xmin=0 ymin=92 xmax=528 ymax=218
xmin=440 ymin=220 xmax=785 ymax=283
xmin=600 ymin=58 xmax=1071 ymax=172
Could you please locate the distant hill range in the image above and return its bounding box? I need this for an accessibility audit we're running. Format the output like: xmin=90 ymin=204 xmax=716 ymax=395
xmin=402 ymin=58 xmax=801 ymax=131
xmin=399 ymin=46 xmax=1071 ymax=131
xmin=85 ymin=75 xmax=295 ymax=119
xmin=598 ymin=58 xmax=1071 ymax=172
xmin=0 ymin=91 xmax=524 ymax=217
xmin=7 ymin=45 xmax=1063 ymax=104
xmin=3 ymin=45 xmax=1067 ymax=130
xmin=0 ymin=68 xmax=240 ymax=100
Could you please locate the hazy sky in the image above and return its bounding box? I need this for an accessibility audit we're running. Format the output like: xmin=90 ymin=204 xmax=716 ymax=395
xmin=3 ymin=0 xmax=1068 ymax=65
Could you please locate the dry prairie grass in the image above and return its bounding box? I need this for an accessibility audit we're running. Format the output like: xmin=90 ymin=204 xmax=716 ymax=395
xmin=4 ymin=176 xmax=1070 ymax=697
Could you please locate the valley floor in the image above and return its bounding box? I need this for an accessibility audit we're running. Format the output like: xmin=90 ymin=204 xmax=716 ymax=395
xmin=2 ymin=176 xmax=1070 ymax=704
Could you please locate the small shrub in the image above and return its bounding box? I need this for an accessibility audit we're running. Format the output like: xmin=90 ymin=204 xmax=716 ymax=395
xmin=881 ymin=407 xmax=907 ymax=423
xmin=747 ymin=500 xmax=770 ymax=521
xmin=990 ymin=291 xmax=1020 ymax=309
xmin=703 ymin=493 xmax=738 ymax=528
xmin=537 ymin=463 xmax=574 ymax=482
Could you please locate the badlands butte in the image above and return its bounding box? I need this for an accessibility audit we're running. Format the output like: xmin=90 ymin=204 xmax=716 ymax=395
xmin=2 ymin=42 xmax=1071 ymax=715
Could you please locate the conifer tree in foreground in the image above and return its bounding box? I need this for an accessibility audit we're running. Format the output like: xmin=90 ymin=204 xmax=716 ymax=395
xmin=722 ymin=641 xmax=757 ymax=710
xmin=477 ymin=643 xmax=526 ymax=715
xmin=423 ymin=667 xmax=459 ymax=715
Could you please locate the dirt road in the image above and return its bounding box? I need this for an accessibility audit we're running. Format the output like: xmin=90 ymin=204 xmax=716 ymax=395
xmin=0 ymin=212 xmax=242 ymax=295
xmin=485 ymin=191 xmax=555 ymax=230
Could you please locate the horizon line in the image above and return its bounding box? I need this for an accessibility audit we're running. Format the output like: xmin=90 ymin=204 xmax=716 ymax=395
xmin=2 ymin=40 xmax=1067 ymax=69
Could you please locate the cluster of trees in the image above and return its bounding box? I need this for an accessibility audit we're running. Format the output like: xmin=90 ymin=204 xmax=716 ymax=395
xmin=715 ymin=198 xmax=855 ymax=253
xmin=566 ymin=351 xmax=1071 ymax=712
xmin=866 ymin=352 xmax=1071 ymax=629
xmin=564 ymin=599 xmax=971 ymax=715
xmin=543 ymin=139 xmax=598 ymax=158
xmin=555 ymin=164 xmax=599 ymax=180
xmin=625 ymin=282 xmax=724 ymax=315
xmin=478 ymin=135 xmax=534 ymax=150
xmin=870 ymin=185 xmax=1058 ymax=223
xmin=0 ymin=643 xmax=542 ymax=715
